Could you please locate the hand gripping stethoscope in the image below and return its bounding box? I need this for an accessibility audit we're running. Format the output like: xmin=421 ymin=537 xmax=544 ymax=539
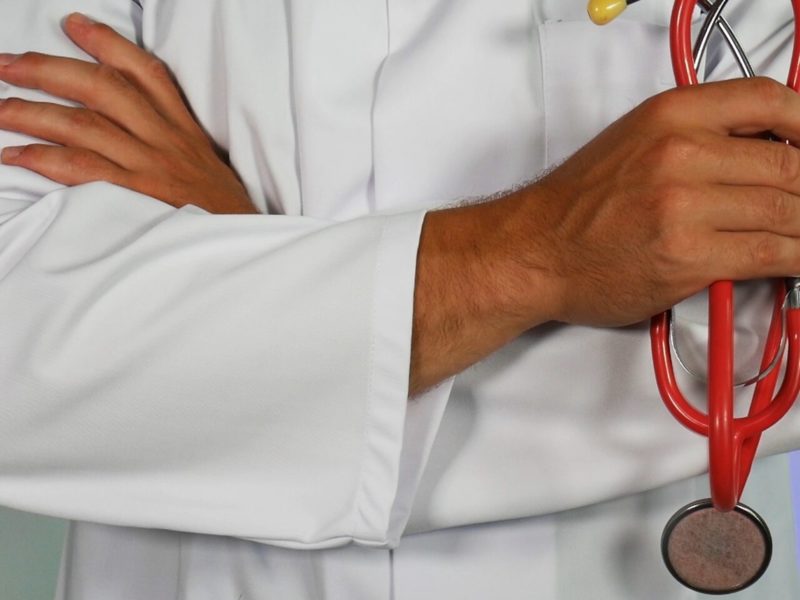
xmin=589 ymin=0 xmax=800 ymax=594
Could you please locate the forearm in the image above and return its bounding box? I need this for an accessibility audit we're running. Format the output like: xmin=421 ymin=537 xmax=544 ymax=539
xmin=411 ymin=77 xmax=800 ymax=394
xmin=410 ymin=187 xmax=558 ymax=394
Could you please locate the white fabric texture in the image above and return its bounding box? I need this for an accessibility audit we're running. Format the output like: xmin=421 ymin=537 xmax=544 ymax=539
xmin=0 ymin=0 xmax=453 ymax=549
xmin=0 ymin=0 xmax=796 ymax=598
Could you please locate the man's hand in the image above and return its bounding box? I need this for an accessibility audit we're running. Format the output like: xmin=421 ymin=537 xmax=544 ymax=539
xmin=0 ymin=13 xmax=256 ymax=214
xmin=527 ymin=78 xmax=800 ymax=326
xmin=413 ymin=78 xmax=800 ymax=392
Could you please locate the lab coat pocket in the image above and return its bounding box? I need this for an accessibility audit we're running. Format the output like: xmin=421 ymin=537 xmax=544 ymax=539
xmin=539 ymin=19 xmax=674 ymax=167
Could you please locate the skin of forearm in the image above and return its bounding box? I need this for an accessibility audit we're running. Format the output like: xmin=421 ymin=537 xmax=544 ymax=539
xmin=408 ymin=79 xmax=800 ymax=395
xmin=410 ymin=186 xmax=560 ymax=395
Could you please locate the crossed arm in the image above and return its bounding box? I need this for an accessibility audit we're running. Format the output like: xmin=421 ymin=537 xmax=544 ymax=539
xmin=4 ymin=13 xmax=800 ymax=399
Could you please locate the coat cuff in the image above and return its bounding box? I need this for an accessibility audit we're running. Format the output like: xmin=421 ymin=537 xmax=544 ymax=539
xmin=350 ymin=210 xmax=453 ymax=546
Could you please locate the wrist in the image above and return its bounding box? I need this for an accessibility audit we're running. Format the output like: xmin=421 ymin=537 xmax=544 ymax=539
xmin=410 ymin=187 xmax=561 ymax=393
xmin=495 ymin=183 xmax=566 ymax=327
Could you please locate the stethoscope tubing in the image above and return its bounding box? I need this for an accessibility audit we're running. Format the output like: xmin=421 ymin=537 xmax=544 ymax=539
xmin=652 ymin=0 xmax=800 ymax=512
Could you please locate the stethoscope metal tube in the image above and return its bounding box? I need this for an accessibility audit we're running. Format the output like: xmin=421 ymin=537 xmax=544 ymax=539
xmin=693 ymin=0 xmax=754 ymax=77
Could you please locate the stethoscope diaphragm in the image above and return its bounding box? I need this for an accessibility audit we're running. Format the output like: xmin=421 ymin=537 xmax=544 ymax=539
xmin=661 ymin=499 xmax=772 ymax=594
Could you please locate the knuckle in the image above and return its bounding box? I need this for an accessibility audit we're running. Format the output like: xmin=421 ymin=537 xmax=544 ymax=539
xmin=751 ymin=236 xmax=780 ymax=268
xmin=660 ymin=134 xmax=696 ymax=162
xmin=133 ymin=173 xmax=179 ymax=205
xmin=171 ymin=132 xmax=204 ymax=160
xmin=650 ymin=189 xmax=697 ymax=265
xmin=650 ymin=183 xmax=692 ymax=223
xmin=16 ymin=144 xmax=42 ymax=161
xmin=643 ymin=134 xmax=696 ymax=173
xmin=750 ymin=76 xmax=786 ymax=108
xmin=659 ymin=225 xmax=693 ymax=258
xmin=65 ymin=149 xmax=99 ymax=172
xmin=641 ymin=89 xmax=683 ymax=122
xmin=774 ymin=146 xmax=800 ymax=183
xmin=654 ymin=227 xmax=697 ymax=273
xmin=16 ymin=51 xmax=46 ymax=68
xmin=162 ymin=152 xmax=196 ymax=184
xmin=93 ymin=63 xmax=129 ymax=90
xmin=763 ymin=190 xmax=794 ymax=227
xmin=65 ymin=107 xmax=99 ymax=130
xmin=0 ymin=96 xmax=26 ymax=116
xmin=143 ymin=56 xmax=171 ymax=82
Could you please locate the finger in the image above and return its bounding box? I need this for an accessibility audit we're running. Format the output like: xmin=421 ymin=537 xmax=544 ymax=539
xmin=657 ymin=78 xmax=800 ymax=144
xmin=709 ymin=231 xmax=800 ymax=281
xmin=704 ymin=136 xmax=800 ymax=192
xmin=0 ymin=51 xmax=168 ymax=145
xmin=697 ymin=185 xmax=800 ymax=236
xmin=649 ymin=133 xmax=800 ymax=194
xmin=62 ymin=13 xmax=202 ymax=136
xmin=0 ymin=98 xmax=149 ymax=168
xmin=0 ymin=143 xmax=132 ymax=188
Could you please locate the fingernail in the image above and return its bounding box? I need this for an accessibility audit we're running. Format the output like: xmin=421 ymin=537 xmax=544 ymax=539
xmin=0 ymin=54 xmax=19 ymax=67
xmin=1 ymin=146 xmax=24 ymax=161
xmin=68 ymin=13 xmax=96 ymax=27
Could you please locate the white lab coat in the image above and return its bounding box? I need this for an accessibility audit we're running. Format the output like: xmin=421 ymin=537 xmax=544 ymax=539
xmin=0 ymin=0 xmax=798 ymax=598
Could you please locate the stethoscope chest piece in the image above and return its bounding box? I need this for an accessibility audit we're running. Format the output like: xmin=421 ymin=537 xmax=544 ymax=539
xmin=661 ymin=499 xmax=772 ymax=594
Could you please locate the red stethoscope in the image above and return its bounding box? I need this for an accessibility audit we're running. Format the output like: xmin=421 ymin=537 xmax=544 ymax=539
xmin=590 ymin=0 xmax=800 ymax=593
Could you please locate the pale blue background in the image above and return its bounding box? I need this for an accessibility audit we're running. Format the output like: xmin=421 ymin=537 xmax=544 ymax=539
xmin=0 ymin=507 xmax=65 ymax=600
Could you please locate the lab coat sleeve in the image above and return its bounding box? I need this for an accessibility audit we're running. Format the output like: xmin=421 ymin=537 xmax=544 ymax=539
xmin=0 ymin=0 xmax=437 ymax=549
